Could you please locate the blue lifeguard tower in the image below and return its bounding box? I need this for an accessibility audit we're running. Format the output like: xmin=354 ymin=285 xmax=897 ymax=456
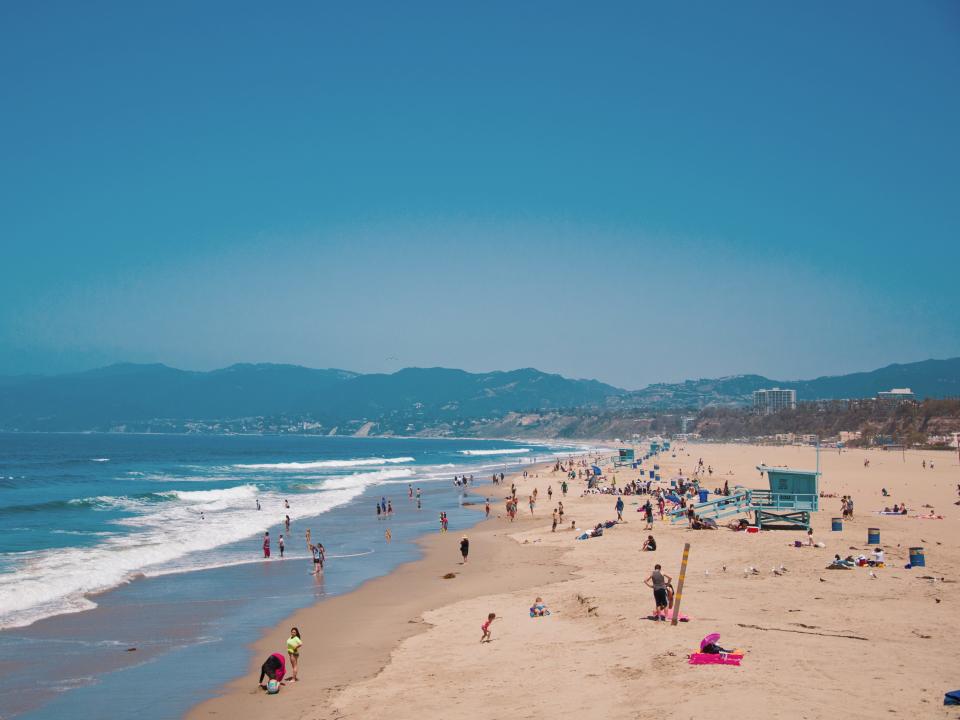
xmin=613 ymin=448 xmax=635 ymax=467
xmin=669 ymin=464 xmax=820 ymax=530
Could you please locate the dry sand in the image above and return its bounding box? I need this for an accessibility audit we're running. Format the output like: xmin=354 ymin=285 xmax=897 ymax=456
xmin=188 ymin=444 xmax=960 ymax=720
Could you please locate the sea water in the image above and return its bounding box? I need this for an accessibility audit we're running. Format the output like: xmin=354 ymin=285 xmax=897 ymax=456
xmin=0 ymin=433 xmax=590 ymax=719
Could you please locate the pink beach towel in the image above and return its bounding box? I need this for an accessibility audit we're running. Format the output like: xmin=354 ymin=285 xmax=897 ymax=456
xmin=688 ymin=652 xmax=743 ymax=666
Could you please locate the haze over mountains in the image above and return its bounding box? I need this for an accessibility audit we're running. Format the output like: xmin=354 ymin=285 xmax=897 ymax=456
xmin=0 ymin=357 xmax=958 ymax=433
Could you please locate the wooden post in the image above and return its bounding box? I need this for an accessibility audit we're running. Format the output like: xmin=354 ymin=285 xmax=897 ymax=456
xmin=671 ymin=542 xmax=691 ymax=626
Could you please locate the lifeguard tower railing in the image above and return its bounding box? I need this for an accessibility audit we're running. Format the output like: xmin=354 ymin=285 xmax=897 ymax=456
xmin=667 ymin=468 xmax=819 ymax=530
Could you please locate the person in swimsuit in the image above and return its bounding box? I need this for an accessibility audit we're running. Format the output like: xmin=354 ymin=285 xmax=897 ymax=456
xmin=278 ymin=534 xmax=285 ymax=558
xmin=644 ymin=564 xmax=673 ymax=620
xmin=286 ymin=627 xmax=302 ymax=681
xmin=310 ymin=543 xmax=323 ymax=575
xmin=480 ymin=612 xmax=496 ymax=643
xmin=263 ymin=532 xmax=270 ymax=558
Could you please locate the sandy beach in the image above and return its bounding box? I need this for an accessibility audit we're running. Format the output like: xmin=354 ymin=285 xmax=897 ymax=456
xmin=189 ymin=443 xmax=959 ymax=720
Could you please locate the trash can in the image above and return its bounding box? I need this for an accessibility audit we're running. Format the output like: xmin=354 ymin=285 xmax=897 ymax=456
xmin=698 ymin=489 xmax=709 ymax=503
xmin=909 ymin=547 xmax=925 ymax=567
xmin=867 ymin=528 xmax=880 ymax=544
xmin=831 ymin=518 xmax=843 ymax=531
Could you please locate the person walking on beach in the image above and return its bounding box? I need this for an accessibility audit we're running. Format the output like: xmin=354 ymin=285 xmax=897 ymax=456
xmin=552 ymin=509 xmax=558 ymax=532
xmin=460 ymin=535 xmax=470 ymax=563
xmin=310 ymin=542 xmax=325 ymax=575
xmin=557 ymin=501 xmax=564 ymax=523
xmin=387 ymin=500 xmax=393 ymax=516
xmin=485 ymin=499 xmax=490 ymax=518
xmin=480 ymin=612 xmax=496 ymax=643
xmin=644 ymin=500 xmax=654 ymax=530
xmin=376 ymin=503 xmax=381 ymax=519
xmin=385 ymin=528 xmax=392 ymax=543
xmin=278 ymin=534 xmax=285 ymax=558
xmin=263 ymin=532 xmax=271 ymax=558
xmin=548 ymin=485 xmax=553 ymax=501
xmin=616 ymin=496 xmax=624 ymax=521
xmin=286 ymin=627 xmax=302 ymax=681
xmin=561 ymin=480 xmax=568 ymax=496
xmin=528 ymin=495 xmax=535 ymax=515
xmin=644 ymin=564 xmax=672 ymax=621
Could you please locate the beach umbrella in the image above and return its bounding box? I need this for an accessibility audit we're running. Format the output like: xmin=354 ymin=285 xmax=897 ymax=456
xmin=700 ymin=633 xmax=721 ymax=651
xmin=591 ymin=465 xmax=602 ymax=476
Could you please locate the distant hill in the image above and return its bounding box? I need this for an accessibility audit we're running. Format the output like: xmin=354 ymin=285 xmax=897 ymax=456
xmin=626 ymin=358 xmax=960 ymax=409
xmin=0 ymin=357 xmax=957 ymax=432
xmin=0 ymin=363 xmax=622 ymax=431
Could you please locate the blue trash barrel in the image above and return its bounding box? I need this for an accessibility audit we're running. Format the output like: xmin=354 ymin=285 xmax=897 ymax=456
xmin=649 ymin=470 xmax=654 ymax=479
xmin=867 ymin=528 xmax=880 ymax=544
xmin=831 ymin=518 xmax=843 ymax=531
xmin=909 ymin=547 xmax=925 ymax=566
xmin=698 ymin=489 xmax=709 ymax=503
xmin=655 ymin=474 xmax=661 ymax=482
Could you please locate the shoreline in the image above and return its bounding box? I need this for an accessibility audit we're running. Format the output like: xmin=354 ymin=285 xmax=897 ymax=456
xmin=186 ymin=458 xmax=569 ymax=719
xmin=189 ymin=444 xmax=959 ymax=720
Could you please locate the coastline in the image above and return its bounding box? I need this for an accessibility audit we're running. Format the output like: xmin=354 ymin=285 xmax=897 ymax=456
xmin=186 ymin=459 xmax=566 ymax=719
xmin=188 ymin=444 xmax=959 ymax=720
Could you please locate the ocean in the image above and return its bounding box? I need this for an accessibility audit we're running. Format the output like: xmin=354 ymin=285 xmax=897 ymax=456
xmin=0 ymin=433 xmax=591 ymax=719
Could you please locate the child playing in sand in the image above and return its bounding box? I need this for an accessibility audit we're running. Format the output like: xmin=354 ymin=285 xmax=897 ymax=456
xmin=481 ymin=613 xmax=497 ymax=642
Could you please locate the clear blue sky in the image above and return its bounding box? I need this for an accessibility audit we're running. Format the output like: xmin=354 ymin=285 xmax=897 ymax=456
xmin=2 ymin=1 xmax=958 ymax=389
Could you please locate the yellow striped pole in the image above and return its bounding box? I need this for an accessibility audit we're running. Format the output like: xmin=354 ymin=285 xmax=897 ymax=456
xmin=671 ymin=542 xmax=691 ymax=626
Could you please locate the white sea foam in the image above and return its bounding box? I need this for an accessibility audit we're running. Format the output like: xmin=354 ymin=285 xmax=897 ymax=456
xmin=314 ymin=468 xmax=416 ymax=491
xmin=0 ymin=483 xmax=363 ymax=630
xmin=458 ymin=448 xmax=531 ymax=456
xmin=90 ymin=458 xmax=111 ymax=462
xmin=233 ymin=456 xmax=415 ymax=470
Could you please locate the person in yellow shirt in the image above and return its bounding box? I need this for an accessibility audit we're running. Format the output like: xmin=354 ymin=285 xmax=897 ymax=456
xmin=286 ymin=627 xmax=303 ymax=681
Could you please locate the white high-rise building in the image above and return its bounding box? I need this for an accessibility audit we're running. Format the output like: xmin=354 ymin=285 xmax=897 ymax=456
xmin=753 ymin=388 xmax=797 ymax=414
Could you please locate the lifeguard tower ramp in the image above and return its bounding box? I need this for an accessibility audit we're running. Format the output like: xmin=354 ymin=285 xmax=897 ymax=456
xmin=668 ymin=466 xmax=819 ymax=530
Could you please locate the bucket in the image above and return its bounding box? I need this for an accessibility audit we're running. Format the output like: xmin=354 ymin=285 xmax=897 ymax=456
xmin=909 ymin=547 xmax=925 ymax=567
xmin=831 ymin=518 xmax=842 ymax=532
xmin=698 ymin=489 xmax=709 ymax=503
xmin=746 ymin=526 xmax=759 ymax=534
xmin=867 ymin=528 xmax=880 ymax=544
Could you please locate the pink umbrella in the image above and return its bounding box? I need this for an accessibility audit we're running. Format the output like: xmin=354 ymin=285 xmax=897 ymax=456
xmin=700 ymin=633 xmax=721 ymax=651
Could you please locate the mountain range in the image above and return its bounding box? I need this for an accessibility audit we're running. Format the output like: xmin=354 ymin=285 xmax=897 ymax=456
xmin=0 ymin=357 xmax=957 ymax=432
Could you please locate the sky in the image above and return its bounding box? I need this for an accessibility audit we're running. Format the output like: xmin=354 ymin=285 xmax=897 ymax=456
xmin=1 ymin=1 xmax=958 ymax=389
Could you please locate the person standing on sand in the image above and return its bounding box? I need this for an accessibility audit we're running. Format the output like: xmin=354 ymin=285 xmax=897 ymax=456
xmin=616 ymin=496 xmax=624 ymax=521
xmin=552 ymin=509 xmax=558 ymax=532
xmin=485 ymin=499 xmax=490 ymax=518
xmin=548 ymin=485 xmax=553 ymax=501
xmin=286 ymin=627 xmax=302 ymax=681
xmin=263 ymin=532 xmax=271 ymax=558
xmin=529 ymin=495 xmax=535 ymax=515
xmin=460 ymin=535 xmax=470 ymax=563
xmin=561 ymin=480 xmax=568 ymax=496
xmin=644 ymin=564 xmax=672 ymax=621
xmin=644 ymin=500 xmax=654 ymax=530
xmin=558 ymin=501 xmax=564 ymax=523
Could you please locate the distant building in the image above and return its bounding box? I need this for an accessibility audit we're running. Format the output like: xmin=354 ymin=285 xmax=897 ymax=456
xmin=753 ymin=388 xmax=797 ymax=414
xmin=876 ymin=388 xmax=915 ymax=403
xmin=680 ymin=416 xmax=697 ymax=433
